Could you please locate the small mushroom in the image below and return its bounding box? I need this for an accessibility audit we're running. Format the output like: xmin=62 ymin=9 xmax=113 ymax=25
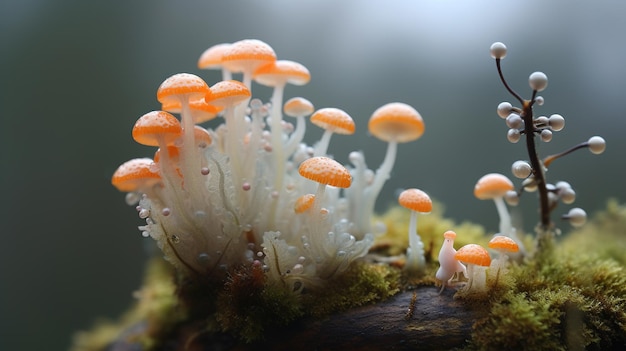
xmin=310 ymin=108 xmax=356 ymax=157
xmin=474 ymin=173 xmax=525 ymax=256
xmin=283 ymin=97 xmax=314 ymax=156
xmin=398 ymin=188 xmax=432 ymax=276
xmin=454 ymin=244 xmax=491 ymax=293
xmin=294 ymin=194 xmax=315 ymax=214
xmin=111 ymin=158 xmax=161 ymax=193
xmin=298 ymin=156 xmax=352 ymax=216
xmin=487 ymin=235 xmax=519 ymax=284
xmin=221 ymin=39 xmax=276 ymax=90
xmin=197 ymin=42 xmax=233 ymax=81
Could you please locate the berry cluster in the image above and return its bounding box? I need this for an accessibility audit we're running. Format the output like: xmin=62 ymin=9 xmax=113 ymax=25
xmin=489 ymin=42 xmax=606 ymax=242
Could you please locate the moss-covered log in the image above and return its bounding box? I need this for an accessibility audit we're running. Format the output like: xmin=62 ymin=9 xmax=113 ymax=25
xmin=106 ymin=287 xmax=486 ymax=351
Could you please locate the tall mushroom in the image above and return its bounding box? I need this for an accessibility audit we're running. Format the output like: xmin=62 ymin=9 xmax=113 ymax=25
xmin=221 ymin=39 xmax=276 ymax=92
xmin=361 ymin=102 xmax=424 ymax=234
xmin=398 ymin=188 xmax=432 ymax=276
xmin=253 ymin=60 xmax=311 ymax=194
xmin=156 ymin=73 xmax=211 ymax=189
xmin=474 ymin=173 xmax=525 ymax=256
xmin=205 ymin=80 xmax=251 ymax=185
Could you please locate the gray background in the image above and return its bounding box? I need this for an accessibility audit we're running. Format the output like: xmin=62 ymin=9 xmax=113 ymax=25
xmin=1 ymin=1 xmax=624 ymax=350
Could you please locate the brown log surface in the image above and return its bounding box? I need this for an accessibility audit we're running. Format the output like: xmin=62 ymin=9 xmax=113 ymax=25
xmin=108 ymin=286 xmax=486 ymax=351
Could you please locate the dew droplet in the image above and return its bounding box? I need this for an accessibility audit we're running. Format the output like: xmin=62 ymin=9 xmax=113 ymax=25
xmin=201 ymin=167 xmax=210 ymax=175
xmin=197 ymin=253 xmax=210 ymax=264
xmin=125 ymin=192 xmax=140 ymax=206
xmin=242 ymin=182 xmax=251 ymax=191
xmin=161 ymin=208 xmax=171 ymax=216
xmin=138 ymin=208 xmax=150 ymax=219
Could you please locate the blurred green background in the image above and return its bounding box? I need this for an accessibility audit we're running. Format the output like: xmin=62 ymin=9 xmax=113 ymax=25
xmin=1 ymin=1 xmax=624 ymax=350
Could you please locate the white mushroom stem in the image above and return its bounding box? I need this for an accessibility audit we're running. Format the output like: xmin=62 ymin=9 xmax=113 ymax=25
xmin=489 ymin=251 xmax=509 ymax=285
xmin=314 ymin=129 xmax=335 ymax=157
xmin=179 ymin=98 xmax=204 ymax=195
xmin=465 ymin=264 xmax=488 ymax=292
xmin=405 ymin=210 xmax=425 ymax=275
xmin=268 ymin=84 xmax=286 ymax=191
xmin=492 ymin=196 xmax=525 ymax=254
xmin=284 ymin=115 xmax=306 ymax=157
xmin=360 ymin=140 xmax=397 ymax=233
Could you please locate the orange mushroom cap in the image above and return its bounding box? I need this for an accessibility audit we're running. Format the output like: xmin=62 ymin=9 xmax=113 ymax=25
xmin=253 ymin=60 xmax=311 ymax=87
xmin=368 ymin=102 xmax=424 ymax=143
xmin=454 ymin=244 xmax=491 ymax=266
xmin=298 ymin=156 xmax=352 ymax=188
xmin=192 ymin=125 xmax=212 ymax=147
xmin=310 ymin=108 xmax=356 ymax=135
xmin=284 ymin=97 xmax=314 ymax=117
xmin=221 ymin=39 xmax=277 ymax=73
xmin=132 ymin=111 xmax=182 ymax=147
xmin=156 ymin=73 xmax=210 ymax=105
xmin=111 ymin=158 xmax=161 ymax=192
xmin=474 ymin=173 xmax=514 ymax=200
xmin=398 ymin=188 xmax=432 ymax=213
xmin=488 ymin=235 xmax=520 ymax=253
xmin=294 ymin=194 xmax=316 ymax=213
xmin=206 ymin=80 xmax=251 ymax=107
xmin=198 ymin=43 xmax=232 ymax=69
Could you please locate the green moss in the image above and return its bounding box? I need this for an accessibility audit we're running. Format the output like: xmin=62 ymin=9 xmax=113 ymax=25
xmin=71 ymin=258 xmax=184 ymax=351
xmin=374 ymin=200 xmax=487 ymax=261
xmin=73 ymin=200 xmax=626 ymax=350
xmin=302 ymin=261 xmax=401 ymax=317
xmin=214 ymin=262 xmax=303 ymax=342
xmin=558 ymin=198 xmax=626 ymax=265
xmin=468 ymin=200 xmax=626 ymax=350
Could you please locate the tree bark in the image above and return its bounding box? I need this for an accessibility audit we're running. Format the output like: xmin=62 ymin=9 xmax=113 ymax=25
xmin=108 ymin=286 xmax=485 ymax=351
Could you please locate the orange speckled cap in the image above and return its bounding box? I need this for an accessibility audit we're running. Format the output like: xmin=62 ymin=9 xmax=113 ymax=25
xmin=206 ymin=80 xmax=251 ymax=107
xmin=294 ymin=194 xmax=316 ymax=213
xmin=221 ymin=39 xmax=276 ymax=73
xmin=398 ymin=188 xmax=432 ymax=213
xmin=198 ymin=43 xmax=232 ymax=69
xmin=474 ymin=173 xmax=514 ymax=200
xmin=284 ymin=97 xmax=314 ymax=117
xmin=488 ymin=235 xmax=519 ymax=252
xmin=253 ymin=60 xmax=311 ymax=87
xmin=111 ymin=158 xmax=161 ymax=192
xmin=310 ymin=108 xmax=355 ymax=135
xmin=156 ymin=73 xmax=210 ymax=105
xmin=454 ymin=244 xmax=491 ymax=266
xmin=298 ymin=156 xmax=352 ymax=188
xmin=368 ymin=102 xmax=424 ymax=143
xmin=132 ymin=111 xmax=182 ymax=147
